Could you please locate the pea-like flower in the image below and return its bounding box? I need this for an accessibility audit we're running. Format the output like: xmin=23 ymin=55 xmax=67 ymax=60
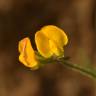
xmin=35 ymin=25 xmax=68 ymax=58
xmin=18 ymin=25 xmax=68 ymax=70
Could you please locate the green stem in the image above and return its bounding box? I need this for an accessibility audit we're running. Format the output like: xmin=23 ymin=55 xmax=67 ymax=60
xmin=57 ymin=59 xmax=96 ymax=79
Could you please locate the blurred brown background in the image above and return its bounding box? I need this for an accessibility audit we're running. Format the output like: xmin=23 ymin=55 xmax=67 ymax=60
xmin=0 ymin=0 xmax=96 ymax=96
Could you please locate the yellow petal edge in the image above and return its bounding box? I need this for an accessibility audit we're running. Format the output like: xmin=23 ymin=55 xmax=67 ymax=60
xmin=41 ymin=25 xmax=68 ymax=47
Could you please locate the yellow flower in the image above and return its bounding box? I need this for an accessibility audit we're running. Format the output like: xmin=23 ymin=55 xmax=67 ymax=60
xmin=19 ymin=37 xmax=39 ymax=70
xmin=35 ymin=25 xmax=68 ymax=58
xmin=18 ymin=25 xmax=68 ymax=70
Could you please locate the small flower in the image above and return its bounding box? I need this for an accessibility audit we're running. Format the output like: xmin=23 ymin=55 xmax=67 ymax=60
xmin=18 ymin=25 xmax=96 ymax=80
xmin=18 ymin=25 xmax=68 ymax=70
xmin=35 ymin=25 xmax=68 ymax=58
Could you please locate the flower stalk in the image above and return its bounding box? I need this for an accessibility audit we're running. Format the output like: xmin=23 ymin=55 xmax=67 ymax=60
xmin=57 ymin=59 xmax=96 ymax=79
xmin=36 ymin=56 xmax=96 ymax=79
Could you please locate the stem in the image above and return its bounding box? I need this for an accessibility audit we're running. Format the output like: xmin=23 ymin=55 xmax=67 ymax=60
xmin=57 ymin=59 xmax=96 ymax=79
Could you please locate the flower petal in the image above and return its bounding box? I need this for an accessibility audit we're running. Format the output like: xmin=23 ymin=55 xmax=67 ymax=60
xmin=49 ymin=40 xmax=64 ymax=57
xmin=18 ymin=37 xmax=38 ymax=69
xmin=35 ymin=31 xmax=53 ymax=58
xmin=41 ymin=25 xmax=68 ymax=47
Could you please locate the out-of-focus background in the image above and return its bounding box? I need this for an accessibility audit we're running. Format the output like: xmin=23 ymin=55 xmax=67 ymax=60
xmin=0 ymin=0 xmax=96 ymax=96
